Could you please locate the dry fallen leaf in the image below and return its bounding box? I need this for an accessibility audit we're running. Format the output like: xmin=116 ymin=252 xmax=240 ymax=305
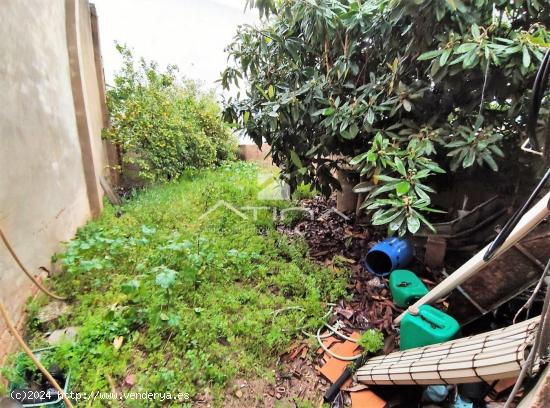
xmin=124 ymin=373 xmax=135 ymax=386
xmin=113 ymin=336 xmax=124 ymax=350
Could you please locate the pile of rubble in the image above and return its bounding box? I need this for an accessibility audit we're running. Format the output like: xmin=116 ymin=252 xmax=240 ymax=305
xmin=276 ymin=195 xmax=532 ymax=408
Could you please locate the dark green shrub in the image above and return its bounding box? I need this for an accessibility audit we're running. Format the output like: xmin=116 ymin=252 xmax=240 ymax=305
xmin=222 ymin=0 xmax=550 ymax=235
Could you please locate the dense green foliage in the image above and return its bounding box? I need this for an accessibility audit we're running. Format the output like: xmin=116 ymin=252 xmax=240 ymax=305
xmin=357 ymin=328 xmax=384 ymax=354
xmin=222 ymin=0 xmax=550 ymax=235
xmin=106 ymin=45 xmax=237 ymax=183
xmin=1 ymin=352 xmax=57 ymax=389
xmin=14 ymin=163 xmax=347 ymax=406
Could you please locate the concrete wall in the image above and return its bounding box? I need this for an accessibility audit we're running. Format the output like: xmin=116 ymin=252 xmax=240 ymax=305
xmin=0 ymin=0 xmax=110 ymax=359
xmin=78 ymin=0 xmax=110 ymax=203
xmin=239 ymin=144 xmax=273 ymax=167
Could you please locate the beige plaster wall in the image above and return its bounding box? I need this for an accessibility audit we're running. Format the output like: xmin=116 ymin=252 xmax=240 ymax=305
xmin=78 ymin=0 xmax=110 ymax=190
xmin=0 ymin=0 xmax=109 ymax=359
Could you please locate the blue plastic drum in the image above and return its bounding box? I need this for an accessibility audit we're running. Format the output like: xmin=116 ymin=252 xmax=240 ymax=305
xmin=364 ymin=237 xmax=413 ymax=276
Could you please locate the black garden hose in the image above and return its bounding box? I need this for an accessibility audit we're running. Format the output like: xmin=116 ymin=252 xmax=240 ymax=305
xmin=484 ymin=49 xmax=550 ymax=261
xmin=527 ymin=49 xmax=550 ymax=152
xmin=483 ymin=167 xmax=550 ymax=261
xmin=323 ymin=353 xmax=369 ymax=403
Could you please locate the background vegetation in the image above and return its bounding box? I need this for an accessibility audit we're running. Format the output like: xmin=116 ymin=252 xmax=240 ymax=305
xmin=222 ymin=0 xmax=550 ymax=235
xmin=106 ymin=44 xmax=238 ymax=183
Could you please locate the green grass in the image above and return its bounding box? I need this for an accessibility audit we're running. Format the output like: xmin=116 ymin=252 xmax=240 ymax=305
xmin=8 ymin=162 xmax=348 ymax=406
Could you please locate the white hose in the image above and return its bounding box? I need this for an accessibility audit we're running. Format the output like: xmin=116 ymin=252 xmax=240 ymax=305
xmin=271 ymin=304 xmax=361 ymax=360
xmin=316 ymin=326 xmax=361 ymax=361
xmin=324 ymin=321 xmax=358 ymax=343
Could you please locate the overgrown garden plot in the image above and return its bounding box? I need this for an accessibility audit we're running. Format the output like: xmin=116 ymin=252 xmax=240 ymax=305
xmin=5 ymin=163 xmax=347 ymax=406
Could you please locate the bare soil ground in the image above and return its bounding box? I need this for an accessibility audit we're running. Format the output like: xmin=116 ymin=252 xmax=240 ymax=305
xmin=224 ymin=361 xmax=326 ymax=408
xmin=194 ymin=357 xmax=327 ymax=408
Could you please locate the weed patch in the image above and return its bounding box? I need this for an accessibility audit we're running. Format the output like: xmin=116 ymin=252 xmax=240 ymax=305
xmin=10 ymin=163 xmax=348 ymax=406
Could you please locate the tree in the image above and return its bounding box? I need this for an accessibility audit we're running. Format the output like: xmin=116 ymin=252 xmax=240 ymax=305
xmin=221 ymin=0 xmax=550 ymax=235
xmin=106 ymin=45 xmax=237 ymax=183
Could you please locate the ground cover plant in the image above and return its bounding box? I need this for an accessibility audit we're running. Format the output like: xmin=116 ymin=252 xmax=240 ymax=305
xmin=222 ymin=0 xmax=550 ymax=235
xmin=14 ymin=163 xmax=348 ymax=407
xmin=106 ymin=44 xmax=238 ymax=183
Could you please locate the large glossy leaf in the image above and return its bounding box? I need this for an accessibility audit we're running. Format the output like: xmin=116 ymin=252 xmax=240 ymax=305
xmin=417 ymin=49 xmax=444 ymax=60
xmin=290 ymin=150 xmax=303 ymax=168
xmin=406 ymin=215 xmax=421 ymax=234
xmin=393 ymin=157 xmax=406 ymax=176
xmin=395 ymin=181 xmax=411 ymax=195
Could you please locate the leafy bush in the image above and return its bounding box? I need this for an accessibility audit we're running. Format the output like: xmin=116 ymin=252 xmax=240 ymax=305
xmin=351 ymin=132 xmax=446 ymax=235
xmin=222 ymin=0 xmax=550 ymax=234
xmin=105 ymin=44 xmax=237 ymax=183
xmin=357 ymin=329 xmax=384 ymax=354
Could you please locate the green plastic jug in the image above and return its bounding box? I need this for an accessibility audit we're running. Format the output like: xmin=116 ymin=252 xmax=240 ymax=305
xmin=400 ymin=305 xmax=460 ymax=350
xmin=389 ymin=269 xmax=429 ymax=308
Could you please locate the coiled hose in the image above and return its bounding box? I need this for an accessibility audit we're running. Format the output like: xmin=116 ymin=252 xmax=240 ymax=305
xmin=0 ymin=228 xmax=72 ymax=407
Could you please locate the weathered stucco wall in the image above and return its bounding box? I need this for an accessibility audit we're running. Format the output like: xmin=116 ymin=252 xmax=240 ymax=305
xmin=239 ymin=144 xmax=273 ymax=167
xmin=0 ymin=0 xmax=110 ymax=359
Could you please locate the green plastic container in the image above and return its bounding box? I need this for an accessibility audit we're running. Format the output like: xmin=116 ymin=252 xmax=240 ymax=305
xmin=400 ymin=305 xmax=460 ymax=350
xmin=389 ymin=269 xmax=429 ymax=308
